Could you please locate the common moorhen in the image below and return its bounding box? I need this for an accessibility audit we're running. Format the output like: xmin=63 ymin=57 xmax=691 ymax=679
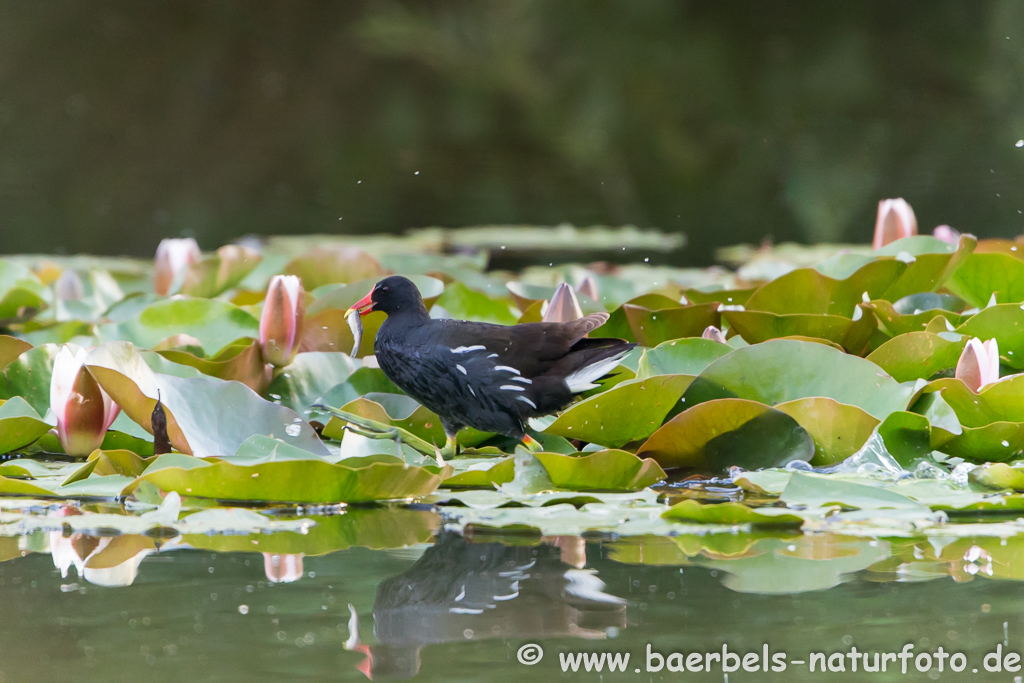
xmin=346 ymin=276 xmax=634 ymax=453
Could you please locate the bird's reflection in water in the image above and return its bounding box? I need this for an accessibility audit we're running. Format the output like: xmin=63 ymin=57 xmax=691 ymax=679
xmin=360 ymin=532 xmax=627 ymax=679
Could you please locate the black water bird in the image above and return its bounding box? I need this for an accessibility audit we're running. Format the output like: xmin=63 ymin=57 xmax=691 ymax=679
xmin=346 ymin=276 xmax=634 ymax=453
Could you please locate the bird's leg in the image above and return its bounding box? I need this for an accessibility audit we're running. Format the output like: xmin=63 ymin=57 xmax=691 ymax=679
xmin=521 ymin=434 xmax=542 ymax=453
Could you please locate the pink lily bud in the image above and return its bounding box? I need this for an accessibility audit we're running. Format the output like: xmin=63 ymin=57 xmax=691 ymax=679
xmin=955 ymin=337 xmax=1000 ymax=393
xmin=264 ymin=553 xmax=304 ymax=583
xmin=577 ymin=275 xmax=599 ymax=301
xmin=55 ymin=270 xmax=85 ymax=301
xmin=702 ymin=325 xmax=728 ymax=343
xmin=260 ymin=275 xmax=306 ymax=367
xmin=154 ymin=238 xmax=202 ymax=296
xmin=542 ymin=283 xmax=583 ymax=323
xmin=932 ymin=225 xmax=961 ymax=245
xmin=872 ymin=198 xmax=918 ymax=250
xmin=50 ymin=345 xmax=121 ymax=456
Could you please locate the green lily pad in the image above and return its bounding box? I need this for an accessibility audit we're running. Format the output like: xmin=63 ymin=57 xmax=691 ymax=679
xmin=0 ymin=397 xmax=52 ymax=455
xmin=866 ymin=332 xmax=966 ymax=382
xmin=85 ymin=341 xmax=328 ymax=457
xmin=158 ymin=341 xmax=269 ymax=393
xmin=0 ymin=336 xmax=32 ymax=373
xmin=774 ymin=398 xmax=879 ymax=465
xmin=723 ymin=309 xmax=876 ymax=354
xmin=434 ymin=282 xmax=518 ymax=325
xmin=955 ymin=304 xmax=1024 ymax=370
xmin=544 ymin=375 xmax=694 ymax=448
xmin=0 ymin=343 xmax=59 ymax=415
xmin=863 ymin=298 xmax=970 ymax=337
xmin=441 ymin=456 xmax=516 ymax=488
xmin=533 ymin=449 xmax=666 ymax=491
xmin=636 ymin=338 xmax=732 ymax=378
xmin=98 ymin=298 xmax=259 ymax=356
xmin=637 ymin=398 xmax=814 ymax=472
xmin=970 ymin=463 xmax=1024 ymax=491
xmin=283 ymin=246 xmax=385 ymax=290
xmin=132 ymin=457 xmax=446 ymax=504
xmin=265 ymin=351 xmax=358 ymax=413
xmin=922 ymin=376 xmax=1024 ymax=426
xmin=0 ymin=261 xmax=48 ymax=323
xmin=744 ymin=260 xmax=906 ymax=316
xmin=681 ymin=339 xmax=913 ymax=419
xmin=780 ymin=472 xmax=927 ymax=511
xmin=622 ymin=302 xmax=721 ymax=347
xmin=663 ymin=500 xmax=805 ymax=525
xmin=948 ymin=252 xmax=1024 ymax=307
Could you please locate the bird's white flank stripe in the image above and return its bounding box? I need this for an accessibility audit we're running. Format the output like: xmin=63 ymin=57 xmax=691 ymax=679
xmin=487 ymin=353 xmax=498 ymax=358
xmin=516 ymin=396 xmax=537 ymax=409
xmin=451 ymin=345 xmax=486 ymax=354
xmin=468 ymin=385 xmax=476 ymax=396
xmin=500 ymin=384 xmax=525 ymax=392
xmin=456 ymin=364 xmax=467 ymax=375
xmin=493 ymin=365 xmax=521 ymax=375
xmin=511 ymin=376 xmax=532 ymax=384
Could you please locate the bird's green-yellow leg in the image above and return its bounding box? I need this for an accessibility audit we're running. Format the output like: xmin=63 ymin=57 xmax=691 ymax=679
xmin=521 ymin=434 xmax=542 ymax=452
xmin=440 ymin=433 xmax=458 ymax=459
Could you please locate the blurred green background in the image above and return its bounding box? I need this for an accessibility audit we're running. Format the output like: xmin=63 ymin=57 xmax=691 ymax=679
xmin=1 ymin=0 xmax=1023 ymax=264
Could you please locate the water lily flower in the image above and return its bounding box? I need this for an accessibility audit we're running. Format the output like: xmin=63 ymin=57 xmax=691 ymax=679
xmin=154 ymin=237 xmax=202 ymax=296
xmin=260 ymin=275 xmax=306 ymax=367
xmin=55 ymin=270 xmax=85 ymax=301
xmin=50 ymin=345 xmax=121 ymax=456
xmin=872 ymin=198 xmax=918 ymax=250
xmin=541 ymin=283 xmax=583 ymax=323
xmin=576 ymin=275 xmax=599 ymax=302
xmin=702 ymin=326 xmax=727 ymax=343
xmin=932 ymin=225 xmax=960 ymax=245
xmin=264 ymin=553 xmax=304 ymax=583
xmin=955 ymin=337 xmax=1000 ymax=393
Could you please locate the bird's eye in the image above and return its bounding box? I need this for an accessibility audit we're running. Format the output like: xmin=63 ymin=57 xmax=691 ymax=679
xmin=381 ymin=286 xmax=389 ymax=293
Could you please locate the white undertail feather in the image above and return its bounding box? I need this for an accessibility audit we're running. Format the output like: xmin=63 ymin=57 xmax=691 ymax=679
xmin=564 ymin=349 xmax=631 ymax=393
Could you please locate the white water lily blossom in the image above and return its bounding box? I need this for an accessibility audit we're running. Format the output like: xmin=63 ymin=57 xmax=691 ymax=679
xmin=49 ymin=344 xmax=121 ymax=456
xmin=542 ymin=283 xmax=584 ymax=323
xmin=955 ymin=337 xmax=1000 ymax=393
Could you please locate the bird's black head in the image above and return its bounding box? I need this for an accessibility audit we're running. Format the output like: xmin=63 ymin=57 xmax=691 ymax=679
xmin=348 ymin=275 xmax=427 ymax=318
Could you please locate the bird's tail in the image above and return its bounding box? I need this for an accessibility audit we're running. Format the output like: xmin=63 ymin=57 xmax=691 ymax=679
xmin=554 ymin=338 xmax=636 ymax=393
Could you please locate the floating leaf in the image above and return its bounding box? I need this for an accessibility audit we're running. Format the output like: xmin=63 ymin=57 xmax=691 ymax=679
xmin=284 ymin=246 xmax=385 ymax=290
xmin=663 ymin=500 xmax=805 ymax=525
xmin=745 ymin=260 xmax=906 ymax=316
xmin=780 ymin=472 xmax=927 ymax=511
xmin=0 ymin=261 xmax=48 ymax=323
xmin=265 ymin=352 xmax=358 ymax=413
xmin=98 ymin=298 xmax=259 ymax=356
xmin=0 ymin=343 xmax=59 ymax=415
xmin=682 ymin=339 xmax=913 ymax=419
xmin=86 ymin=342 xmax=328 ymax=457
xmin=866 ymin=332 xmax=966 ymax=382
xmin=636 ymin=338 xmax=732 ymax=378
xmin=0 ymin=397 xmax=52 ymax=455
xmin=947 ymin=253 xmax=1024 ymax=307
xmin=132 ymin=457 xmax=446 ymax=504
xmin=533 ymin=450 xmax=666 ymax=491
xmin=955 ymin=304 xmax=1024 ymax=370
xmin=157 ymin=341 xmax=269 ymax=393
xmin=638 ymin=398 xmax=814 ymax=471
xmin=622 ymin=302 xmax=720 ymax=347
xmin=434 ymin=282 xmax=518 ymax=325
xmin=0 ymin=336 xmax=32 ymax=373
xmin=774 ymin=398 xmax=879 ymax=465
xmin=544 ymin=375 xmax=694 ymax=448
xmin=723 ymin=310 xmax=876 ymax=354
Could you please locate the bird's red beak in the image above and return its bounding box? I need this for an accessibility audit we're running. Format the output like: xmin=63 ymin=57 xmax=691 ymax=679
xmin=345 ymin=290 xmax=376 ymax=317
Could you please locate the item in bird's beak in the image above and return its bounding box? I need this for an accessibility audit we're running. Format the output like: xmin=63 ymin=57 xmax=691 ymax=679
xmin=346 ymin=308 xmax=363 ymax=357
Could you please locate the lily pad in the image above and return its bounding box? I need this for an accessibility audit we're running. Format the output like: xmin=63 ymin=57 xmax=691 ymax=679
xmin=681 ymin=339 xmax=913 ymax=419
xmin=636 ymin=338 xmax=732 ymax=378
xmin=434 ymin=282 xmax=518 ymax=325
xmin=723 ymin=310 xmax=876 ymax=354
xmin=0 ymin=343 xmax=60 ymax=415
xmin=663 ymin=500 xmax=805 ymax=525
xmin=948 ymin=252 xmax=1024 ymax=307
xmin=157 ymin=341 xmax=269 ymax=393
xmin=98 ymin=298 xmax=259 ymax=356
xmin=866 ymin=332 xmax=966 ymax=382
xmin=85 ymin=342 xmax=328 ymax=457
xmin=774 ymin=398 xmax=879 ymax=465
xmin=0 ymin=336 xmax=32 ymax=373
xmin=283 ymin=246 xmax=385 ymax=290
xmin=0 ymin=397 xmax=53 ymax=455
xmin=637 ymin=398 xmax=814 ymax=472
xmin=744 ymin=260 xmax=906 ymax=316
xmin=533 ymin=450 xmax=666 ymax=491
xmin=132 ymin=457 xmax=446 ymax=504
xmin=544 ymin=375 xmax=694 ymax=448
xmin=622 ymin=302 xmax=721 ymax=347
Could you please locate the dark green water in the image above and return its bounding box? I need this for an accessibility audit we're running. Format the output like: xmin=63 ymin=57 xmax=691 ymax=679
xmin=4 ymin=523 xmax=1024 ymax=682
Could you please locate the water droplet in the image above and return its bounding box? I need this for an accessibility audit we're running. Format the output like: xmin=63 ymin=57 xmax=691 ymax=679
xmin=1017 ymin=140 xmax=1024 ymax=148
xmin=238 ymin=605 xmax=249 ymax=615
xmin=285 ymin=424 xmax=302 ymax=437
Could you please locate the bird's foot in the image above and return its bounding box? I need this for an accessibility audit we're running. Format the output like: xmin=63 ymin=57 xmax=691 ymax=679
xmin=521 ymin=434 xmax=542 ymax=453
